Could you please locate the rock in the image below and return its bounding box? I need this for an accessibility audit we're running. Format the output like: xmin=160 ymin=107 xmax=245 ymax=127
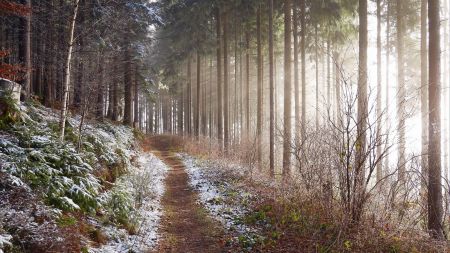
xmin=0 ymin=78 xmax=21 ymax=105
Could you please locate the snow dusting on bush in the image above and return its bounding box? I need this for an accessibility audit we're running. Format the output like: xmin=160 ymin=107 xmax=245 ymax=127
xmin=0 ymin=104 xmax=135 ymax=213
xmin=0 ymin=104 xmax=167 ymax=251
xmin=90 ymin=153 xmax=168 ymax=253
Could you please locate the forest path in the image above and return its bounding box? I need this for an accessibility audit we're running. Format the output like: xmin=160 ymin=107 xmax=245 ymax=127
xmin=143 ymin=135 xmax=228 ymax=253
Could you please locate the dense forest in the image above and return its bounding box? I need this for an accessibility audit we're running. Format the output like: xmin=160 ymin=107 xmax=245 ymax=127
xmin=2 ymin=0 xmax=450 ymax=252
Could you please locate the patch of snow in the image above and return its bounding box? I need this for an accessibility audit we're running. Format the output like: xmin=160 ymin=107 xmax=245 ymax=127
xmin=60 ymin=196 xmax=81 ymax=210
xmin=89 ymin=152 xmax=168 ymax=253
xmin=0 ymin=233 xmax=12 ymax=252
xmin=180 ymin=154 xmax=254 ymax=235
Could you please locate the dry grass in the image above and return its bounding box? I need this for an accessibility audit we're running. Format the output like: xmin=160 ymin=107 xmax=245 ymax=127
xmin=177 ymin=137 xmax=450 ymax=253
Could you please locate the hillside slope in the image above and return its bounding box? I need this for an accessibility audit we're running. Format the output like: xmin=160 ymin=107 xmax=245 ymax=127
xmin=0 ymin=103 xmax=165 ymax=253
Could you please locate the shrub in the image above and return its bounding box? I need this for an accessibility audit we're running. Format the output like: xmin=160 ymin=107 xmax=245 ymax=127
xmin=103 ymin=184 xmax=135 ymax=226
xmin=1 ymin=104 xmax=135 ymax=214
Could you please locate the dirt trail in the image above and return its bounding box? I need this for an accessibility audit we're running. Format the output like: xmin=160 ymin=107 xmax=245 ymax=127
xmin=144 ymin=136 xmax=228 ymax=253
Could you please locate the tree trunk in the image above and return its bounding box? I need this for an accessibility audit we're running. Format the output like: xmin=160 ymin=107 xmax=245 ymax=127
xmin=59 ymin=0 xmax=80 ymax=141
xmin=233 ymin=14 xmax=239 ymax=144
xmin=246 ymin=32 xmax=250 ymax=137
xmin=107 ymin=63 xmax=114 ymax=119
xmin=327 ymin=38 xmax=331 ymax=107
xmin=210 ymin=57 xmax=214 ymax=139
xmin=421 ymin=0 xmax=428 ymax=188
xmin=448 ymin=0 xmax=450 ymax=189
xmin=428 ymin=0 xmax=444 ymax=240
xmin=44 ymin=13 xmax=53 ymax=107
xmin=334 ymin=51 xmax=341 ymax=121
xmin=223 ymin=12 xmax=229 ymax=152
xmin=315 ymin=25 xmax=319 ymax=131
xmin=157 ymin=98 xmax=161 ymax=134
xmin=149 ymin=102 xmax=154 ymax=134
xmin=385 ymin=0 xmax=390 ymax=171
xmin=216 ymin=8 xmax=223 ymax=146
xmin=73 ymin=0 xmax=85 ymax=109
xmin=140 ymin=95 xmax=145 ymax=130
xmin=283 ymin=0 xmax=292 ymax=180
xmin=178 ymin=94 xmax=184 ymax=135
xmin=112 ymin=59 xmax=119 ymax=121
xmin=134 ymin=65 xmax=140 ymax=128
xmin=187 ymin=58 xmax=192 ymax=135
xmin=269 ymin=0 xmax=275 ymax=178
xmin=256 ymin=5 xmax=263 ymax=167
xmin=397 ymin=0 xmax=406 ymax=180
xmin=444 ymin=0 xmax=450 ymax=179
xmin=123 ymin=48 xmax=133 ymax=126
xmin=203 ymin=58 xmax=208 ymax=137
xmin=74 ymin=46 xmax=83 ymax=108
xmin=96 ymin=56 xmax=104 ymax=120
xmin=21 ymin=0 xmax=31 ymax=99
xmin=300 ymin=0 xmax=306 ymax=144
xmin=376 ymin=0 xmax=382 ymax=182
xmin=354 ymin=0 xmax=368 ymax=223
xmin=293 ymin=0 xmax=300 ymax=147
xmin=196 ymin=52 xmax=201 ymax=137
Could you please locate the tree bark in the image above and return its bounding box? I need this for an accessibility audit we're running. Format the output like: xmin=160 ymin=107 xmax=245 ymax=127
xmin=300 ymin=0 xmax=306 ymax=144
xmin=134 ymin=65 xmax=140 ymax=128
xmin=96 ymin=56 xmax=104 ymax=120
xmin=283 ymin=0 xmax=292 ymax=180
xmin=327 ymin=38 xmax=331 ymax=107
xmin=376 ymin=0 xmax=382 ymax=182
xmin=256 ymin=4 xmax=263 ymax=167
xmin=195 ymin=52 xmax=201 ymax=137
xmin=385 ymin=0 xmax=390 ymax=171
xmin=123 ymin=48 xmax=133 ymax=126
xmin=107 ymin=61 xmax=114 ymax=119
xmin=187 ymin=58 xmax=192 ymax=135
xmin=397 ymin=0 xmax=406 ymax=180
xmin=334 ymin=51 xmax=341 ymax=121
xmin=293 ymin=0 xmax=300 ymax=147
xmin=246 ymin=32 xmax=250 ymax=136
xmin=59 ymin=0 xmax=80 ymax=141
xmin=21 ymin=0 xmax=31 ymax=99
xmin=428 ymin=0 xmax=444 ymax=240
xmin=178 ymin=95 xmax=184 ymax=135
xmin=269 ymin=0 xmax=275 ymax=178
xmin=354 ymin=0 xmax=368 ymax=223
xmin=421 ymin=0 xmax=428 ymax=189
xmin=315 ymin=25 xmax=319 ymax=131
xmin=112 ymin=59 xmax=119 ymax=121
xmin=216 ymin=8 xmax=223 ymax=146
xmin=149 ymin=102 xmax=154 ymax=134
xmin=223 ymin=12 xmax=229 ymax=152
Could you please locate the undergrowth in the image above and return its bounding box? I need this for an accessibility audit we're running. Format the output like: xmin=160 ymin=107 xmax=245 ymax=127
xmin=0 ymin=103 xmax=139 ymax=252
xmin=179 ymin=136 xmax=450 ymax=253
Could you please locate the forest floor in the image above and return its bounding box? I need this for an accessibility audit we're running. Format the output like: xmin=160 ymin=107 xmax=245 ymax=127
xmin=143 ymin=136 xmax=229 ymax=253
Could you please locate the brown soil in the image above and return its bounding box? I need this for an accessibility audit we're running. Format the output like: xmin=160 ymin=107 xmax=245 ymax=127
xmin=144 ymin=136 xmax=230 ymax=253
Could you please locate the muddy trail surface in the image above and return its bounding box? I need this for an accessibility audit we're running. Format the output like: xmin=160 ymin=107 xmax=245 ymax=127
xmin=144 ymin=136 xmax=230 ymax=253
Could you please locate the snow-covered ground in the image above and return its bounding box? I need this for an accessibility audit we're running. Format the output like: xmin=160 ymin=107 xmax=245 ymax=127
xmin=0 ymin=234 xmax=12 ymax=253
xmin=180 ymin=153 xmax=256 ymax=236
xmin=0 ymin=104 xmax=168 ymax=251
xmin=89 ymin=153 xmax=168 ymax=253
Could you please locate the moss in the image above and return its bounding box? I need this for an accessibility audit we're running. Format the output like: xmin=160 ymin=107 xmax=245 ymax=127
xmin=0 ymin=95 xmax=21 ymax=130
xmin=133 ymin=128 xmax=144 ymax=140
xmin=57 ymin=215 xmax=77 ymax=227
